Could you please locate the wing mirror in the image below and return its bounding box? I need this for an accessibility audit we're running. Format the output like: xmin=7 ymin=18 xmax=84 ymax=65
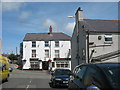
xmin=50 ymin=71 xmax=54 ymax=75
xmin=9 ymin=67 xmax=13 ymax=72
xmin=87 ymin=85 xmax=100 ymax=90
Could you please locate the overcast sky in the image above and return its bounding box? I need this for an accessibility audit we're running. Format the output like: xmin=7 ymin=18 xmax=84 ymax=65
xmin=1 ymin=2 xmax=119 ymax=54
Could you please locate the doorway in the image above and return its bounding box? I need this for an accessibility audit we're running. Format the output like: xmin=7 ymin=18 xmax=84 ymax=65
xmin=42 ymin=61 xmax=49 ymax=70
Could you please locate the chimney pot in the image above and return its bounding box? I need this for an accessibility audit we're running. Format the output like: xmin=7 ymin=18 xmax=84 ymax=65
xmin=49 ymin=26 xmax=52 ymax=34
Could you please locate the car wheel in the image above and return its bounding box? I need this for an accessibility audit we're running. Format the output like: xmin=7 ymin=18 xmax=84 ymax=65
xmin=50 ymin=82 xmax=56 ymax=88
xmin=5 ymin=74 xmax=9 ymax=82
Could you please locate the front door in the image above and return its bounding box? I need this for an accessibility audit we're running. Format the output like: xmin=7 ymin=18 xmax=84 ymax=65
xmin=42 ymin=61 xmax=49 ymax=70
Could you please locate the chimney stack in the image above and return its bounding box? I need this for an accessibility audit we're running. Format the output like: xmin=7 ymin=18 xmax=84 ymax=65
xmin=49 ymin=26 xmax=52 ymax=34
xmin=75 ymin=7 xmax=83 ymax=22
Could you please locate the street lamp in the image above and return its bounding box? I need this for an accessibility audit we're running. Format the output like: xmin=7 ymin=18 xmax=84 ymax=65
xmin=67 ymin=16 xmax=75 ymax=18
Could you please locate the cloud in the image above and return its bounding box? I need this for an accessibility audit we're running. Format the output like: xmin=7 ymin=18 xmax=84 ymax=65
xmin=39 ymin=19 xmax=58 ymax=31
xmin=2 ymin=2 xmax=24 ymax=11
xmin=64 ymin=22 xmax=75 ymax=34
xmin=43 ymin=19 xmax=57 ymax=27
xmin=19 ymin=11 xmax=31 ymax=23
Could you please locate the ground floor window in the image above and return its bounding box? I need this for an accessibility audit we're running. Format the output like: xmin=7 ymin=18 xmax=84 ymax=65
xmin=56 ymin=61 xmax=69 ymax=68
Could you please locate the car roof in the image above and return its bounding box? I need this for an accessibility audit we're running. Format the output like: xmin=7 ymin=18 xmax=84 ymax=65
xmin=81 ymin=62 xmax=120 ymax=70
xmin=55 ymin=68 xmax=70 ymax=70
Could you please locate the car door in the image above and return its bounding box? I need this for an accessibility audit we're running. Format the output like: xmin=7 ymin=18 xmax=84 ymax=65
xmin=2 ymin=63 xmax=8 ymax=80
xmin=0 ymin=63 xmax=2 ymax=81
xmin=82 ymin=66 xmax=108 ymax=89
xmin=70 ymin=65 xmax=87 ymax=88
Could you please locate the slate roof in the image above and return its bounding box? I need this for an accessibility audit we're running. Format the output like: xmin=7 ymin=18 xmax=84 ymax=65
xmin=23 ymin=33 xmax=71 ymax=41
xmin=81 ymin=19 xmax=119 ymax=33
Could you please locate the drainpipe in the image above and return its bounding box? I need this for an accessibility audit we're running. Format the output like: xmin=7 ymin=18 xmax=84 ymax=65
xmin=50 ymin=40 xmax=51 ymax=59
xmin=87 ymin=30 xmax=90 ymax=63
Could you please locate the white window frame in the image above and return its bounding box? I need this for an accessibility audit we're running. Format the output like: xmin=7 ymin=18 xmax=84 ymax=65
xmin=32 ymin=50 xmax=36 ymax=57
xmin=104 ymin=35 xmax=113 ymax=44
xmin=55 ymin=50 xmax=60 ymax=58
xmin=45 ymin=50 xmax=49 ymax=58
xmin=32 ymin=41 xmax=36 ymax=47
xmin=45 ymin=41 xmax=49 ymax=47
xmin=56 ymin=61 xmax=69 ymax=68
xmin=55 ymin=41 xmax=59 ymax=47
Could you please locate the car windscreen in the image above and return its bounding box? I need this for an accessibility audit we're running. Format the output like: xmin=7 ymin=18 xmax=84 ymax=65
xmin=54 ymin=69 xmax=71 ymax=75
xmin=103 ymin=65 xmax=120 ymax=88
xmin=0 ymin=62 xmax=4 ymax=71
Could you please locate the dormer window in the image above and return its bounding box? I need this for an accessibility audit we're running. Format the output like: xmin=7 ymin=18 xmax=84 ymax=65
xmin=104 ymin=34 xmax=113 ymax=44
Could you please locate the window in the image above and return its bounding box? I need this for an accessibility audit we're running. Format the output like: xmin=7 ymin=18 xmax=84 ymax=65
xmin=32 ymin=50 xmax=36 ymax=57
xmin=56 ymin=61 xmax=69 ymax=68
xmin=55 ymin=41 xmax=59 ymax=47
xmin=45 ymin=50 xmax=49 ymax=58
xmin=32 ymin=42 xmax=36 ymax=47
xmin=76 ymin=66 xmax=87 ymax=79
xmin=0 ymin=63 xmax=7 ymax=70
xmin=104 ymin=34 xmax=113 ymax=44
xmin=83 ymin=67 xmax=105 ymax=88
xmin=83 ymin=67 xmax=97 ymax=86
xmin=55 ymin=50 xmax=60 ymax=58
xmin=45 ymin=41 xmax=49 ymax=47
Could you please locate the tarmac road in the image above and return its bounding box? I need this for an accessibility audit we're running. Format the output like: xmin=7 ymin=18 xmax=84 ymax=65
xmin=1 ymin=69 xmax=67 ymax=90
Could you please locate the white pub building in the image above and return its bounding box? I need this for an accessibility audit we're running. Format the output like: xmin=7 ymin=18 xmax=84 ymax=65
xmin=22 ymin=26 xmax=71 ymax=70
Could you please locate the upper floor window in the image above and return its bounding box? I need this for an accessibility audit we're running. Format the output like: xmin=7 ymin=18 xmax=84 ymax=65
xmin=32 ymin=41 xmax=36 ymax=47
xmin=104 ymin=34 xmax=113 ymax=44
xmin=45 ymin=50 xmax=49 ymax=58
xmin=55 ymin=50 xmax=60 ymax=58
xmin=45 ymin=41 xmax=49 ymax=47
xmin=55 ymin=41 xmax=59 ymax=47
xmin=32 ymin=50 xmax=36 ymax=57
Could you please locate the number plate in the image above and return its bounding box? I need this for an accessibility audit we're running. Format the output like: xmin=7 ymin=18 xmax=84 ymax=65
xmin=63 ymin=81 xmax=68 ymax=83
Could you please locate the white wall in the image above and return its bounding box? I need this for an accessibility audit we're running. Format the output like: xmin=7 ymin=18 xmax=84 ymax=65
xmin=23 ymin=41 xmax=31 ymax=69
xmin=89 ymin=34 xmax=119 ymax=58
xmin=22 ymin=40 xmax=71 ymax=69
xmin=71 ymin=30 xmax=120 ymax=71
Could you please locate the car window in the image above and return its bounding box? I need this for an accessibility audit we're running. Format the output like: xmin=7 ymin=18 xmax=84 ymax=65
xmin=73 ymin=67 xmax=79 ymax=74
xmin=76 ymin=66 xmax=87 ymax=79
xmin=103 ymin=66 xmax=120 ymax=88
xmin=0 ymin=62 xmax=2 ymax=71
xmin=0 ymin=63 xmax=6 ymax=71
xmin=54 ymin=69 xmax=71 ymax=75
xmin=83 ymin=66 xmax=111 ymax=88
xmin=83 ymin=67 xmax=97 ymax=86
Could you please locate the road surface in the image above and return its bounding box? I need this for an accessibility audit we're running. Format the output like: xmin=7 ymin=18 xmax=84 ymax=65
xmin=1 ymin=69 xmax=67 ymax=90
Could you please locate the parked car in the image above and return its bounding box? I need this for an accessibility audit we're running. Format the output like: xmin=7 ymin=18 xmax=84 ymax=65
xmin=49 ymin=69 xmax=72 ymax=88
xmin=68 ymin=63 xmax=120 ymax=90
xmin=0 ymin=56 xmax=13 ymax=83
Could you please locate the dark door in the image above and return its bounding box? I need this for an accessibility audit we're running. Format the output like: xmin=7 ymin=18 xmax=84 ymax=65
xmin=42 ymin=61 xmax=49 ymax=70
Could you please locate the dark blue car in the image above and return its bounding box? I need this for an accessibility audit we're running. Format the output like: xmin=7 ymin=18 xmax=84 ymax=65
xmin=49 ymin=69 xmax=72 ymax=88
xmin=68 ymin=63 xmax=120 ymax=90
